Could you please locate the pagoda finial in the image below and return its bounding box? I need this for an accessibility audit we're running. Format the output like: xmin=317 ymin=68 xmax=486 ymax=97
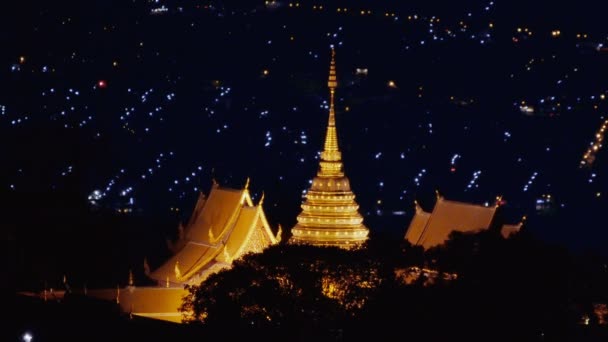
xmin=258 ymin=191 xmax=265 ymax=206
xmin=320 ymin=48 xmax=342 ymax=167
xmin=244 ymin=177 xmax=250 ymax=190
xmin=328 ymin=48 xmax=337 ymax=90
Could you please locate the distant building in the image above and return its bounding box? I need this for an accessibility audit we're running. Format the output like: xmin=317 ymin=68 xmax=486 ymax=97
xmin=290 ymin=49 xmax=369 ymax=248
xmin=404 ymin=193 xmax=523 ymax=250
xmin=86 ymin=181 xmax=281 ymax=322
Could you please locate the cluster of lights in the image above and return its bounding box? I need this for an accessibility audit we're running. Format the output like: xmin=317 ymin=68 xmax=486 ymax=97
xmin=580 ymin=118 xmax=608 ymax=167
xmin=466 ymin=170 xmax=482 ymax=191
xmin=168 ymin=163 xmax=205 ymax=196
xmin=88 ymin=189 xmax=104 ymax=205
xmin=140 ymin=151 xmax=174 ymax=180
xmin=292 ymin=228 xmax=367 ymax=237
xmin=450 ymin=154 xmax=461 ymax=172
xmin=413 ymin=169 xmax=427 ymax=187
xmin=60 ymin=165 xmax=73 ymax=177
xmin=523 ymin=171 xmax=539 ymax=192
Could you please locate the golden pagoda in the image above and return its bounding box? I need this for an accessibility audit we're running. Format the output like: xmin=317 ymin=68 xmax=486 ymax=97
xmin=290 ymin=49 xmax=369 ymax=248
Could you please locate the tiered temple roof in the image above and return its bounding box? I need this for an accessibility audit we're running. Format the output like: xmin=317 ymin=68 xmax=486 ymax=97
xmin=150 ymin=181 xmax=279 ymax=286
xmin=405 ymin=194 xmax=523 ymax=249
xmin=88 ymin=182 xmax=280 ymax=322
xmin=290 ymin=49 xmax=369 ymax=248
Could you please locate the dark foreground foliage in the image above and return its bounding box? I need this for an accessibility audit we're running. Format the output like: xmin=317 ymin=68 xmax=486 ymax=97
xmin=181 ymin=231 xmax=608 ymax=341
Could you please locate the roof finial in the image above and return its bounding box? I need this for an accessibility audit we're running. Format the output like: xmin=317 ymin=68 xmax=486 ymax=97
xmin=495 ymin=195 xmax=503 ymax=207
xmin=174 ymin=261 xmax=182 ymax=281
xmin=143 ymin=257 xmax=150 ymax=276
xmin=258 ymin=191 xmax=265 ymax=206
xmin=414 ymin=199 xmax=423 ymax=213
xmin=128 ymin=269 xmax=134 ymax=286
xmin=244 ymin=177 xmax=250 ymax=190
xmin=276 ymin=224 xmax=283 ymax=243
xmin=223 ymin=246 xmax=232 ymax=263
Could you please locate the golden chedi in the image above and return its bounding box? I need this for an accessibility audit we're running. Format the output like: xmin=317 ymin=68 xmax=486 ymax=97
xmin=290 ymin=49 xmax=369 ymax=248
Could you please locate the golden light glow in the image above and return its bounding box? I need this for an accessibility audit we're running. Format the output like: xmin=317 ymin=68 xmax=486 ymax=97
xmin=290 ymin=49 xmax=369 ymax=249
xmin=580 ymin=118 xmax=608 ymax=167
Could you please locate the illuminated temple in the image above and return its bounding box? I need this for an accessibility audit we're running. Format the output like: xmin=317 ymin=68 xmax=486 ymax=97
xmin=290 ymin=49 xmax=369 ymax=248
xmin=86 ymin=181 xmax=281 ymax=322
xmin=404 ymin=193 xmax=523 ymax=250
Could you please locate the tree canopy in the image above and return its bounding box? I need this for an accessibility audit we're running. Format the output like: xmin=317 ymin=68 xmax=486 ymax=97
xmin=181 ymin=231 xmax=608 ymax=341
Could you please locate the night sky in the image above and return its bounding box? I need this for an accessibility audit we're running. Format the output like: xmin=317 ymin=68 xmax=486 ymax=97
xmin=2 ymin=0 xmax=608 ymax=277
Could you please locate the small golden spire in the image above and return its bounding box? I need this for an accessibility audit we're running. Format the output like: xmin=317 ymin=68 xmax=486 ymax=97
xmin=244 ymin=177 xmax=250 ymax=190
xmin=258 ymin=191 xmax=265 ymax=206
xmin=128 ymin=269 xmax=134 ymax=286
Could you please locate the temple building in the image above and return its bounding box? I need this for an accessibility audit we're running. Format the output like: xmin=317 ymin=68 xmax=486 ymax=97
xmin=290 ymin=49 xmax=369 ymax=248
xmin=86 ymin=181 xmax=281 ymax=322
xmin=404 ymin=193 xmax=523 ymax=250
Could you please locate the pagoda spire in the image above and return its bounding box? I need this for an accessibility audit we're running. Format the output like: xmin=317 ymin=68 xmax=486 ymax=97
xmin=319 ymin=48 xmax=344 ymax=177
xmin=289 ymin=48 xmax=369 ymax=249
xmin=323 ymin=48 xmax=339 ymax=155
